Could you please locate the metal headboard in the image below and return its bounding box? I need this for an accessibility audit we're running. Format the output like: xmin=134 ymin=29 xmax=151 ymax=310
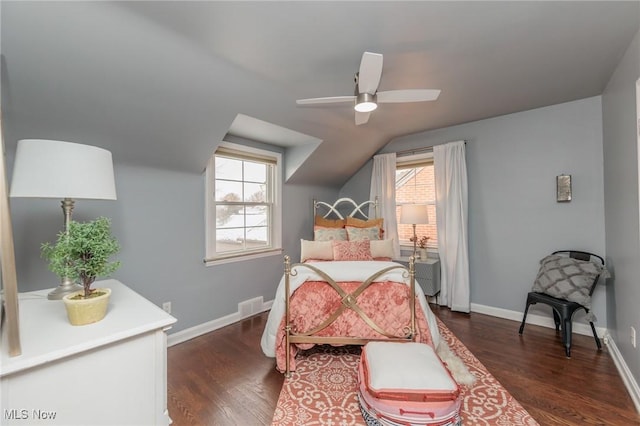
xmin=313 ymin=197 xmax=379 ymax=220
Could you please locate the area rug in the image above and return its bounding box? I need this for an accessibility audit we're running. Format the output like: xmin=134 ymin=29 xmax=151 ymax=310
xmin=272 ymin=319 xmax=539 ymax=426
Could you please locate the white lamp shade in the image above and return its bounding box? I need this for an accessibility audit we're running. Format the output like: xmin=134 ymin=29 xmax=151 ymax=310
xmin=399 ymin=204 xmax=429 ymax=224
xmin=10 ymin=139 xmax=117 ymax=200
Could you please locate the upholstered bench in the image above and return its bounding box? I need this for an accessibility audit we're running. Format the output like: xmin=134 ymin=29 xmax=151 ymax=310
xmin=357 ymin=342 xmax=462 ymax=426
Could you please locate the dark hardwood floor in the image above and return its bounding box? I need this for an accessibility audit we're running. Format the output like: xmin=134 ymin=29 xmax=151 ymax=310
xmin=167 ymin=307 xmax=640 ymax=425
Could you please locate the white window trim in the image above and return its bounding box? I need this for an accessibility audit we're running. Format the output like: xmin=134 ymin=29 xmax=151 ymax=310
xmin=204 ymin=141 xmax=283 ymax=266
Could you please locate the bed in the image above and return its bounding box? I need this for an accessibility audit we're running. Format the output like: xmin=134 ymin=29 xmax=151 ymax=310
xmin=260 ymin=198 xmax=440 ymax=376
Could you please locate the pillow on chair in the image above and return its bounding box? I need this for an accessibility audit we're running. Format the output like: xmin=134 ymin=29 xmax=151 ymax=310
xmin=531 ymin=254 xmax=604 ymax=308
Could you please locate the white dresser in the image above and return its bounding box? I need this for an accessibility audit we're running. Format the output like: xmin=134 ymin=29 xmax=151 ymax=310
xmin=1 ymin=280 xmax=177 ymax=425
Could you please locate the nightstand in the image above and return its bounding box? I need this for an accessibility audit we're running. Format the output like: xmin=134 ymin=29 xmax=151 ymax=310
xmin=394 ymin=257 xmax=441 ymax=297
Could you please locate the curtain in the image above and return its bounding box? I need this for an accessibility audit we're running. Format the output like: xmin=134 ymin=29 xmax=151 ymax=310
xmin=369 ymin=153 xmax=400 ymax=258
xmin=434 ymin=141 xmax=470 ymax=312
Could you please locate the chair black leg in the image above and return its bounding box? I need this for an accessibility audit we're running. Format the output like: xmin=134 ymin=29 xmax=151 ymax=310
xmin=519 ymin=302 xmax=531 ymax=335
xmin=552 ymin=310 xmax=561 ymax=332
xmin=563 ymin=318 xmax=572 ymax=358
xmin=590 ymin=321 xmax=602 ymax=350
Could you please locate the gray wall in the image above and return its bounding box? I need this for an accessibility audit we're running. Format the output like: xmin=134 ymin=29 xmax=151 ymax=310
xmin=602 ymin=29 xmax=640 ymax=385
xmin=340 ymin=96 xmax=607 ymax=325
xmin=9 ymin=156 xmax=337 ymax=334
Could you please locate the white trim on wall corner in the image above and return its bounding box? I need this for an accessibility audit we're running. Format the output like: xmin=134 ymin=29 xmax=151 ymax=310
xmin=603 ymin=332 xmax=640 ymax=413
xmin=167 ymin=298 xmax=273 ymax=347
xmin=470 ymin=303 xmax=607 ymax=338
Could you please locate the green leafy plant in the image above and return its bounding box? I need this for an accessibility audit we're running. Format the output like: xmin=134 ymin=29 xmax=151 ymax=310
xmin=41 ymin=217 xmax=121 ymax=299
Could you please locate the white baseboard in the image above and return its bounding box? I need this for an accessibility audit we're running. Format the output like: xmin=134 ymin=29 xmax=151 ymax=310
xmin=168 ymin=300 xmax=604 ymax=347
xmin=470 ymin=302 xmax=607 ymax=337
xmin=602 ymin=332 xmax=640 ymax=413
xmin=167 ymin=297 xmax=273 ymax=347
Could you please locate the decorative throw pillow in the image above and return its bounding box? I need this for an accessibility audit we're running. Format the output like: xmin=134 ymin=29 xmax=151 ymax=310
xmin=370 ymin=238 xmax=395 ymax=259
xmin=300 ymin=239 xmax=334 ymax=262
xmin=531 ymin=254 xmax=604 ymax=308
xmin=346 ymin=217 xmax=384 ymax=238
xmin=345 ymin=217 xmax=384 ymax=229
xmin=332 ymin=240 xmax=374 ymax=261
xmin=314 ymin=227 xmax=348 ymax=241
xmin=346 ymin=226 xmax=381 ymax=241
xmin=314 ymin=215 xmax=346 ymax=228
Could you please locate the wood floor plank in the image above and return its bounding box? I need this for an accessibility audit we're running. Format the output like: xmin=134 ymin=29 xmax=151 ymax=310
xmin=167 ymin=307 xmax=640 ymax=425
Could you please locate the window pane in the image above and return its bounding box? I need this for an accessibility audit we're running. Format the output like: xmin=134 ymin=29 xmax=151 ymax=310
xmin=215 ymin=180 xmax=243 ymax=202
xmin=245 ymin=226 xmax=268 ymax=248
xmin=244 ymin=182 xmax=266 ymax=202
xmin=215 ymin=157 xmax=243 ymax=181
xmin=216 ymin=205 xmax=244 ymax=228
xmin=396 ymin=166 xmax=435 ymax=203
xmin=216 ymin=227 xmax=244 ymax=253
xmin=246 ymin=205 xmax=268 ymax=227
xmin=244 ymin=161 xmax=267 ymax=183
xmin=395 ymin=163 xmax=437 ymax=246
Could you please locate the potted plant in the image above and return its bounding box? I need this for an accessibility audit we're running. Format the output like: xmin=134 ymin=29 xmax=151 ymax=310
xmin=418 ymin=236 xmax=430 ymax=260
xmin=41 ymin=217 xmax=121 ymax=325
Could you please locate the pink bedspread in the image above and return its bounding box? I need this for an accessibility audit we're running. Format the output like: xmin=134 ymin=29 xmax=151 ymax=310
xmin=275 ymin=280 xmax=434 ymax=371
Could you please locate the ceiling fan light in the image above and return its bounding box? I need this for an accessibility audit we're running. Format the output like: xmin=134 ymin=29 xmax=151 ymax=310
xmin=354 ymin=93 xmax=377 ymax=112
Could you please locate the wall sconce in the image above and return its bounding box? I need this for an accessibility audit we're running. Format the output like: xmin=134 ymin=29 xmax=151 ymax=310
xmin=556 ymin=174 xmax=572 ymax=202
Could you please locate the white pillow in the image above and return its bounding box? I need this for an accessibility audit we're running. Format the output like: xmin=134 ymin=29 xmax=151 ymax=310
xmin=300 ymin=239 xmax=334 ymax=262
xmin=370 ymin=238 xmax=395 ymax=259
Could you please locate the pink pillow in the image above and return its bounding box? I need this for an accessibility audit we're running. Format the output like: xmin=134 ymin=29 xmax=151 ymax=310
xmin=332 ymin=240 xmax=374 ymax=261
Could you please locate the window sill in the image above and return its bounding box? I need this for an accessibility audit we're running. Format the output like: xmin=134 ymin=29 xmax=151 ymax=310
xmin=399 ymin=243 xmax=438 ymax=251
xmin=399 ymin=243 xmax=439 ymax=260
xmin=204 ymin=248 xmax=284 ymax=267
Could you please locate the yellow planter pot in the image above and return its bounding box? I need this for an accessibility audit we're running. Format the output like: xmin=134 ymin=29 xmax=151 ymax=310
xmin=62 ymin=288 xmax=111 ymax=326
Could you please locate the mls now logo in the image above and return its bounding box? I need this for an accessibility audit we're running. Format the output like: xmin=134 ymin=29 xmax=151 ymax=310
xmin=4 ymin=409 xmax=57 ymax=420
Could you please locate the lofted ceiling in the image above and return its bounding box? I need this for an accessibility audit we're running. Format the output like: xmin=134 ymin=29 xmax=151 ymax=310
xmin=1 ymin=1 xmax=638 ymax=187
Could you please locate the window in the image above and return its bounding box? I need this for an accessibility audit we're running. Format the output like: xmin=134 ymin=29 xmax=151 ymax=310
xmin=205 ymin=142 xmax=282 ymax=265
xmin=395 ymin=155 xmax=438 ymax=248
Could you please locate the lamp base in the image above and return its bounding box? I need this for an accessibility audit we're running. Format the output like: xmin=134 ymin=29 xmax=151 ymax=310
xmin=48 ymin=282 xmax=83 ymax=300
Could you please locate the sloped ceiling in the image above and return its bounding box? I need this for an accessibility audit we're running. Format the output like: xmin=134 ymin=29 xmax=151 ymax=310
xmin=1 ymin=1 xmax=638 ymax=187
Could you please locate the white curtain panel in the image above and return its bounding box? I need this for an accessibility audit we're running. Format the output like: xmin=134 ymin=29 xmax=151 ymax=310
xmin=434 ymin=141 xmax=470 ymax=312
xmin=369 ymin=153 xmax=400 ymax=258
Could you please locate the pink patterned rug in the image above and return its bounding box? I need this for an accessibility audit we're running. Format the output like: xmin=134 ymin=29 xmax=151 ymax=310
xmin=272 ymin=319 xmax=539 ymax=425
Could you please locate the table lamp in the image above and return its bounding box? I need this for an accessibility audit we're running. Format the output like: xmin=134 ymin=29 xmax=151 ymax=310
xmin=10 ymin=139 xmax=117 ymax=300
xmin=400 ymin=204 xmax=429 ymax=258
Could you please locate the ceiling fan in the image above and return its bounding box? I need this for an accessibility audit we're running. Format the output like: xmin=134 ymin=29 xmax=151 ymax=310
xmin=296 ymin=51 xmax=441 ymax=125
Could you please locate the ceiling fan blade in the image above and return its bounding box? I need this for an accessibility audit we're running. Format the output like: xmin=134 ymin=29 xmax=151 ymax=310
xmin=377 ymin=89 xmax=441 ymax=103
xmin=358 ymin=52 xmax=383 ymax=95
xmin=296 ymin=96 xmax=355 ymax=105
xmin=355 ymin=111 xmax=370 ymax=126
